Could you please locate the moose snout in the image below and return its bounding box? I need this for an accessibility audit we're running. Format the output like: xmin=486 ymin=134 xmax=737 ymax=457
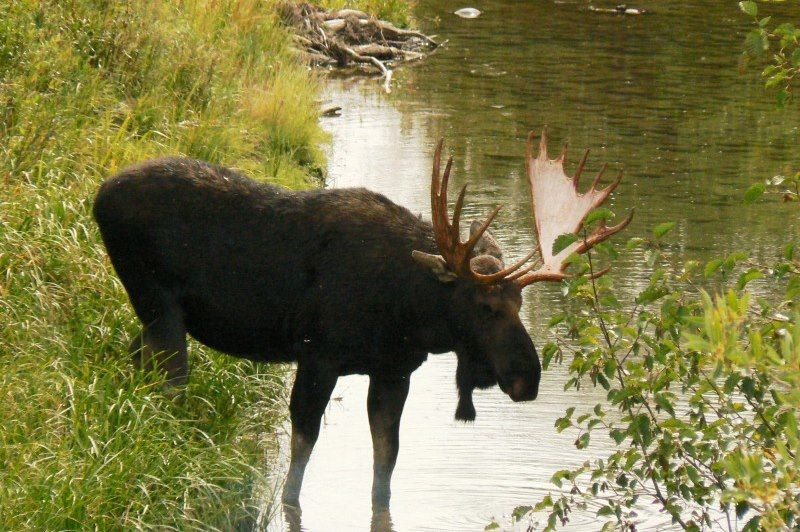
xmin=509 ymin=376 xmax=538 ymax=402
xmin=498 ymin=372 xmax=539 ymax=402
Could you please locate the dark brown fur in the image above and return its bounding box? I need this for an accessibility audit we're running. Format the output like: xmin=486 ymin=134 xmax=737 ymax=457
xmin=93 ymin=157 xmax=540 ymax=508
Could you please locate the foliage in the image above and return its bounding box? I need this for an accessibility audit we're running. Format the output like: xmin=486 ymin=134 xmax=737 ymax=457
xmin=745 ymin=171 xmax=800 ymax=204
xmin=518 ymin=201 xmax=799 ymax=530
xmin=740 ymin=1 xmax=800 ymax=104
xmin=0 ymin=0 xmax=343 ymax=527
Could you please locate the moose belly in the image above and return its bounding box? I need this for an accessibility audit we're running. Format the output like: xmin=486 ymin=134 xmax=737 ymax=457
xmin=181 ymin=297 xmax=295 ymax=362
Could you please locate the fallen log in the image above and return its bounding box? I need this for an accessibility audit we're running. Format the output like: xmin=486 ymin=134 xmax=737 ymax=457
xmin=324 ymin=9 xmax=369 ymax=20
xmin=278 ymin=1 xmax=437 ymax=91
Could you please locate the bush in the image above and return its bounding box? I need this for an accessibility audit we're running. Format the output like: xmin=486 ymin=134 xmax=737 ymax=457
xmin=519 ymin=204 xmax=799 ymax=530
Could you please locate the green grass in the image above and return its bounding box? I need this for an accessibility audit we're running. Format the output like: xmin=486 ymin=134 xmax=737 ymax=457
xmin=0 ymin=0 xmax=392 ymax=528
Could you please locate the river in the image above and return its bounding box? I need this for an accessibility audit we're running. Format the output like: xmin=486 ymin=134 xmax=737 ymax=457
xmin=269 ymin=1 xmax=800 ymax=530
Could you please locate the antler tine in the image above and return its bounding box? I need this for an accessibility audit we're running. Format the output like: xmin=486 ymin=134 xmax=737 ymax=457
xmin=526 ymin=130 xmax=538 ymax=165
xmin=440 ymin=155 xmax=454 ymax=222
xmin=559 ymin=142 xmax=568 ymax=163
xmin=474 ymin=249 xmax=538 ymax=284
xmin=587 ymin=266 xmax=611 ymax=280
xmin=603 ymin=170 xmax=624 ymax=196
xmin=588 ymin=170 xmax=625 ymax=212
xmin=506 ymin=257 xmax=542 ymax=282
xmin=539 ymin=126 xmax=549 ymax=158
xmin=452 ymin=184 xmax=467 ymax=239
xmin=574 ymin=148 xmax=590 ymax=187
xmin=463 ymin=204 xmax=503 ymax=259
xmin=590 ymin=162 xmax=608 ymax=191
xmin=573 ymin=209 xmax=635 ymax=255
xmin=431 ymin=139 xmax=443 ymax=214
xmin=430 ymin=140 xmax=453 ymax=255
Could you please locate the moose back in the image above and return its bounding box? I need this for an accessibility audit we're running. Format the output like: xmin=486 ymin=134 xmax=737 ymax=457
xmin=93 ymin=130 xmax=630 ymax=508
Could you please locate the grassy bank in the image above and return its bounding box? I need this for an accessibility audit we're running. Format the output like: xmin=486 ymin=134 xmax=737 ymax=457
xmin=0 ymin=0 xmax=404 ymax=528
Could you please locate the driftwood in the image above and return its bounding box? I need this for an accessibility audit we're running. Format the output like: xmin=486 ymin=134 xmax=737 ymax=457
xmin=588 ymin=4 xmax=645 ymax=15
xmin=278 ymin=2 xmax=438 ymax=91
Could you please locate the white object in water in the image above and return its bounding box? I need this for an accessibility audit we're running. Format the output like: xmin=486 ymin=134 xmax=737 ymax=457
xmin=454 ymin=7 xmax=481 ymax=19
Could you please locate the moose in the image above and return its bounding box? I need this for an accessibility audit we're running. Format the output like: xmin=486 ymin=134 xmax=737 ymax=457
xmin=93 ymin=128 xmax=631 ymax=508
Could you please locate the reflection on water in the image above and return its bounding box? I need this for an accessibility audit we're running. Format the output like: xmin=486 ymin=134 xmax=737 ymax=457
xmin=271 ymin=0 xmax=800 ymax=530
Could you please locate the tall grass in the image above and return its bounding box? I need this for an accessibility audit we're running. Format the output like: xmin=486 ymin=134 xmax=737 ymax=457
xmin=0 ymin=0 xmax=340 ymax=528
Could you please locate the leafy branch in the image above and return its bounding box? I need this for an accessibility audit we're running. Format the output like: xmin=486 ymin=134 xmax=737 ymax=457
xmin=739 ymin=0 xmax=800 ymax=105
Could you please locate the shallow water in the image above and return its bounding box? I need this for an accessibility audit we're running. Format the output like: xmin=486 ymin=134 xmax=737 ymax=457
xmin=270 ymin=1 xmax=800 ymax=530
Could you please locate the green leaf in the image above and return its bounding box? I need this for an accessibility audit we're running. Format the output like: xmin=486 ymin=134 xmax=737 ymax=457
xmin=744 ymin=29 xmax=769 ymax=55
xmin=654 ymin=393 xmax=676 ymax=417
xmin=485 ymin=521 xmax=500 ymax=530
xmin=737 ymin=268 xmax=764 ymax=290
xmin=584 ymin=208 xmax=614 ymax=226
xmin=551 ymin=469 xmax=572 ymax=487
xmin=742 ymin=515 xmax=760 ymax=532
xmin=626 ymin=237 xmax=646 ymax=249
xmin=575 ymin=433 xmax=590 ymax=449
xmin=787 ymin=275 xmax=800 ymax=300
xmin=552 ymin=233 xmax=579 ymax=256
xmin=634 ymin=414 xmax=652 ymax=447
xmin=792 ymin=46 xmax=800 ymax=66
xmin=597 ymin=505 xmax=614 ymax=517
xmin=739 ymin=0 xmax=757 ymax=16
xmin=512 ymin=505 xmax=533 ymax=521
xmin=610 ymin=428 xmax=627 ymax=444
xmin=541 ymin=342 xmax=559 ymax=370
xmin=704 ymin=259 xmax=723 ymax=277
xmin=743 ymin=183 xmax=765 ymax=204
xmin=635 ymin=285 xmax=670 ymax=305
xmin=652 ymin=221 xmax=676 ymax=238
xmin=555 ymin=416 xmax=572 ymax=432
xmin=776 ymin=88 xmax=789 ymax=108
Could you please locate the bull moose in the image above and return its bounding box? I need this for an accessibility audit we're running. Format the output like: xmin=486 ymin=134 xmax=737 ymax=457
xmin=93 ymin=129 xmax=631 ymax=508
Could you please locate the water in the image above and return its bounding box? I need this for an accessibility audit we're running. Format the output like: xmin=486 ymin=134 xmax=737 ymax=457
xmin=270 ymin=1 xmax=800 ymax=530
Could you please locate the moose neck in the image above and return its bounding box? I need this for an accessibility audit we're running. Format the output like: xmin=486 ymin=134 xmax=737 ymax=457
xmin=400 ymin=276 xmax=460 ymax=356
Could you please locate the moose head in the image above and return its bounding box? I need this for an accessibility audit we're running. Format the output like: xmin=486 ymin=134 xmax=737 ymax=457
xmin=413 ymin=129 xmax=634 ymax=420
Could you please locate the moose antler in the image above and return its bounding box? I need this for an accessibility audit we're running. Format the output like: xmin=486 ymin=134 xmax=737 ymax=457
xmin=420 ymin=140 xmax=535 ymax=284
xmin=512 ymin=128 xmax=634 ymax=287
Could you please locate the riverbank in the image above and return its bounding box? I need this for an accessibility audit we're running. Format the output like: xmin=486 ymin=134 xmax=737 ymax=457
xmin=0 ymin=0 xmax=408 ymax=528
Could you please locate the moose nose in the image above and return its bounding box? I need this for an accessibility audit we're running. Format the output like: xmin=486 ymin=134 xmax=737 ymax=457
xmin=509 ymin=377 xmax=538 ymax=402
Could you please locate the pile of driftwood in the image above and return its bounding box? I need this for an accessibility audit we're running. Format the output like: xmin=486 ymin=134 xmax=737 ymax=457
xmin=278 ymin=2 xmax=438 ymax=87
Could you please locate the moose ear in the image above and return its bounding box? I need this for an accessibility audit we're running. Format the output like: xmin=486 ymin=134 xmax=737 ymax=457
xmin=411 ymin=250 xmax=458 ymax=283
xmin=469 ymin=221 xmax=503 ymax=262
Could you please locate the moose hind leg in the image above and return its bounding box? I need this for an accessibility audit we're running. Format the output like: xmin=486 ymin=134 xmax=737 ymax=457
xmin=125 ymin=285 xmax=188 ymax=386
xmin=135 ymin=308 xmax=188 ymax=386
xmin=367 ymin=374 xmax=410 ymax=508
xmin=282 ymin=363 xmax=338 ymax=506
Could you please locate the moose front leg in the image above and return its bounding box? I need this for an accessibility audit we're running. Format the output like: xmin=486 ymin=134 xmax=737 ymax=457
xmin=367 ymin=374 xmax=410 ymax=508
xmin=282 ymin=363 xmax=338 ymax=507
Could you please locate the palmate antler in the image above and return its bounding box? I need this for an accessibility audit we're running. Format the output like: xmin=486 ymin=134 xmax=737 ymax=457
xmin=414 ymin=129 xmax=633 ymax=287
xmin=512 ymin=128 xmax=634 ymax=287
